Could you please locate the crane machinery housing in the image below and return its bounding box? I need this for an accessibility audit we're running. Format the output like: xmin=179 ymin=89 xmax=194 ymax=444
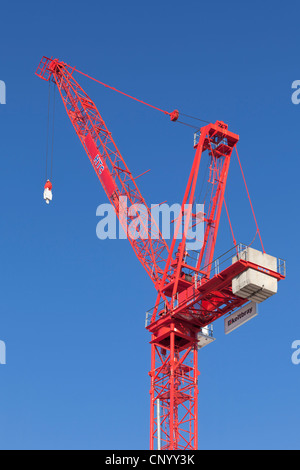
xmin=36 ymin=56 xmax=286 ymax=450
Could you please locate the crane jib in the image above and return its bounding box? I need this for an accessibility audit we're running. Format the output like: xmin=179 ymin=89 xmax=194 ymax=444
xmin=85 ymin=133 xmax=118 ymax=198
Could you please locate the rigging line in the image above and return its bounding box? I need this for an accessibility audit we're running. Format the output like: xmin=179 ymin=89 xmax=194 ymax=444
xmin=175 ymin=120 xmax=200 ymax=130
xmin=225 ymin=184 xmax=233 ymax=248
xmin=202 ymin=178 xmax=210 ymax=206
xmin=224 ymin=197 xmax=238 ymax=252
xmin=248 ymin=229 xmax=259 ymax=248
xmin=179 ymin=112 xmax=210 ymax=124
xmin=45 ymin=80 xmax=51 ymax=180
xmin=73 ymin=68 xmax=212 ymax=127
xmin=196 ymin=159 xmax=210 ymax=204
xmin=74 ymin=68 xmax=171 ymax=116
xmin=201 ymin=156 xmax=212 ymax=206
xmin=235 ymin=145 xmax=265 ymax=253
xmin=50 ymin=83 xmax=56 ymax=180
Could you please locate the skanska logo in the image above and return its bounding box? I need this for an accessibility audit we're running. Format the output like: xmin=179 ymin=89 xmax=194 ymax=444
xmin=0 ymin=80 xmax=6 ymax=105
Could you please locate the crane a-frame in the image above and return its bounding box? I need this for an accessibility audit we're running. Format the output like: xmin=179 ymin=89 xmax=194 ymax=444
xmin=36 ymin=56 xmax=285 ymax=450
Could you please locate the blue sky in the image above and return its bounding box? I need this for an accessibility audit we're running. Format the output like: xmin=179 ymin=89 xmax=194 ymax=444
xmin=0 ymin=0 xmax=299 ymax=450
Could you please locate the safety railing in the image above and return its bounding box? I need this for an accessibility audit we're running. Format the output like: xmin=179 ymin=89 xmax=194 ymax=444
xmin=277 ymin=257 xmax=286 ymax=277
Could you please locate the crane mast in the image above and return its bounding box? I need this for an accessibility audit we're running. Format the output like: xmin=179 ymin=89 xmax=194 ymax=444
xmin=147 ymin=122 xmax=241 ymax=449
xmin=36 ymin=57 xmax=285 ymax=450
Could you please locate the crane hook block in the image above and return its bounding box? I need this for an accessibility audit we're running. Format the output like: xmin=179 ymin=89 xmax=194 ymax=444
xmin=43 ymin=180 xmax=53 ymax=204
xmin=170 ymin=109 xmax=179 ymax=122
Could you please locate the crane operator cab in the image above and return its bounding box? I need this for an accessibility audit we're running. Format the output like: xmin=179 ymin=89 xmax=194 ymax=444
xmin=43 ymin=180 xmax=53 ymax=204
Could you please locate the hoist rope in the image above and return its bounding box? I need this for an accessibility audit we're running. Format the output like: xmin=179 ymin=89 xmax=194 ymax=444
xmin=50 ymin=84 xmax=56 ymax=180
xmin=45 ymin=81 xmax=56 ymax=182
xmin=45 ymin=80 xmax=51 ymax=180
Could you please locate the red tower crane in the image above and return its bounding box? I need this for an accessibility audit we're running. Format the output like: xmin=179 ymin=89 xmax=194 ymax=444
xmin=36 ymin=57 xmax=285 ymax=450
